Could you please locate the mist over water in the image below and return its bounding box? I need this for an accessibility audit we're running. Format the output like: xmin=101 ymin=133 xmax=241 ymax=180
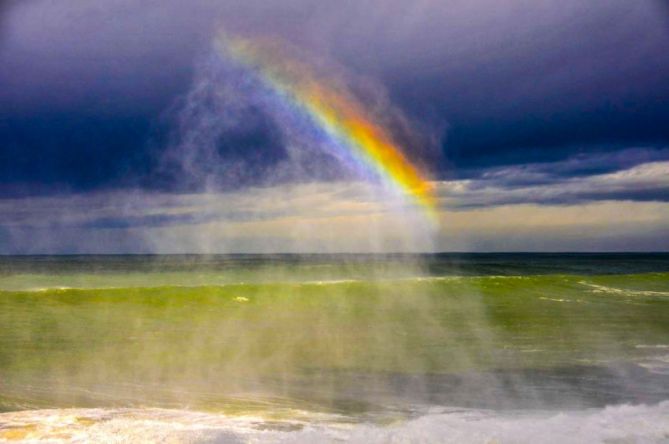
xmin=1 ymin=255 xmax=669 ymax=442
xmin=145 ymin=33 xmax=440 ymax=254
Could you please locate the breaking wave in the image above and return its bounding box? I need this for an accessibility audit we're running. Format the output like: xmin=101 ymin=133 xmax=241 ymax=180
xmin=1 ymin=402 xmax=669 ymax=443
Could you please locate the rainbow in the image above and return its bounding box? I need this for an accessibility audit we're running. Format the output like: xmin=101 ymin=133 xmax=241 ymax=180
xmin=215 ymin=34 xmax=437 ymax=221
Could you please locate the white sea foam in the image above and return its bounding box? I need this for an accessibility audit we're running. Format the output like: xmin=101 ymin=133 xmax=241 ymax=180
xmin=578 ymin=282 xmax=669 ymax=297
xmin=539 ymin=297 xmax=569 ymax=303
xmin=638 ymin=355 xmax=669 ymax=375
xmin=1 ymin=402 xmax=668 ymax=443
xmin=0 ymin=276 xmax=458 ymax=292
xmin=26 ymin=286 xmax=74 ymax=292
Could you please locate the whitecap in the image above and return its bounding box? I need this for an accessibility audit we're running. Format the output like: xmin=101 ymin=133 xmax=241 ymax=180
xmin=2 ymin=402 xmax=669 ymax=443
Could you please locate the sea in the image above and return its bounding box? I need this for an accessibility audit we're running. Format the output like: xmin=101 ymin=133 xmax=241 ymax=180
xmin=0 ymin=253 xmax=668 ymax=443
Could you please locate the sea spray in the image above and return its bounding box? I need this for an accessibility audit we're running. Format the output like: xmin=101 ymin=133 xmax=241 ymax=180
xmin=2 ymin=255 xmax=669 ymax=414
xmin=159 ymin=32 xmax=440 ymax=253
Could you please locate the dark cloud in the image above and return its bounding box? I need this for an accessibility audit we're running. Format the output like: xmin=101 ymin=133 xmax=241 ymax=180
xmin=438 ymin=155 xmax=669 ymax=208
xmin=1 ymin=0 xmax=668 ymax=205
xmin=0 ymin=0 xmax=20 ymax=47
xmin=0 ymin=112 xmax=155 ymax=195
xmin=467 ymin=147 xmax=669 ymax=184
xmin=0 ymin=0 xmax=210 ymax=115
xmin=374 ymin=1 xmax=669 ymax=166
xmin=0 ymin=173 xmax=667 ymax=254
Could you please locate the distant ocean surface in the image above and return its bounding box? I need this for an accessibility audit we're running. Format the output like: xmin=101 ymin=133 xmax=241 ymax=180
xmin=1 ymin=253 xmax=668 ymax=442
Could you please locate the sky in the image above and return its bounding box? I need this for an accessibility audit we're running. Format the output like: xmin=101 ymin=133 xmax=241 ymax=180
xmin=1 ymin=0 xmax=668 ymax=253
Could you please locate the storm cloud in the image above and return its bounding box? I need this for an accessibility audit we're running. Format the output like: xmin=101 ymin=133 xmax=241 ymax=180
xmin=1 ymin=0 xmax=668 ymax=252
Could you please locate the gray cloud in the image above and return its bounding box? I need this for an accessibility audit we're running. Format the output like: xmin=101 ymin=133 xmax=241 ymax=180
xmin=2 ymin=152 xmax=667 ymax=229
xmin=1 ymin=0 xmax=668 ymax=195
xmin=1 ymin=1 xmax=668 ymax=253
xmin=2 ymin=0 xmax=667 ymax=118
xmin=0 ymin=182 xmax=434 ymax=253
xmin=438 ymin=156 xmax=669 ymax=208
xmin=1 ymin=152 xmax=668 ymax=253
xmin=467 ymin=148 xmax=669 ymax=185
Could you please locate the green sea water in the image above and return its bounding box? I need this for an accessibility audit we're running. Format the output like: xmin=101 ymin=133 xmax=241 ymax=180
xmin=1 ymin=254 xmax=668 ymax=424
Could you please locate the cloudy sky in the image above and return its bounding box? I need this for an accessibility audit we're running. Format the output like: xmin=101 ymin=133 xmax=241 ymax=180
xmin=1 ymin=0 xmax=668 ymax=253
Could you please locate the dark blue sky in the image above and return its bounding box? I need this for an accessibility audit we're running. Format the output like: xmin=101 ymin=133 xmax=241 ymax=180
xmin=2 ymin=0 xmax=668 ymax=193
xmin=1 ymin=0 xmax=668 ymax=252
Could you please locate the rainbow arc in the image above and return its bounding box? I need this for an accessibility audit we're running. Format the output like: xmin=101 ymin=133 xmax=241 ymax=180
xmin=216 ymin=34 xmax=438 ymax=222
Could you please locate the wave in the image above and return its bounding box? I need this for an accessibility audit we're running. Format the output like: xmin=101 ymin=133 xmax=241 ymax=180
xmin=579 ymin=282 xmax=669 ymax=297
xmin=3 ymin=279 xmax=363 ymax=293
xmin=0 ymin=276 xmax=464 ymax=292
xmin=1 ymin=402 xmax=668 ymax=443
xmin=0 ymin=273 xmax=622 ymax=292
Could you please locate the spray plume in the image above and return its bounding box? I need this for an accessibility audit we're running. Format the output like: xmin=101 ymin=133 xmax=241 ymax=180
xmin=214 ymin=33 xmax=439 ymax=224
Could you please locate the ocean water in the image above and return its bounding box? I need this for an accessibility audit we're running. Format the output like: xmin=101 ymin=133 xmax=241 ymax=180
xmin=0 ymin=253 xmax=668 ymax=442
